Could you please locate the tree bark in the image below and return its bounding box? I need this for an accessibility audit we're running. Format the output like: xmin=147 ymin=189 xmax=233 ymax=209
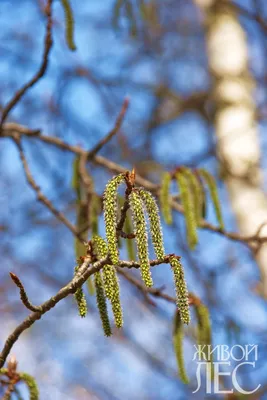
xmin=194 ymin=0 xmax=267 ymax=297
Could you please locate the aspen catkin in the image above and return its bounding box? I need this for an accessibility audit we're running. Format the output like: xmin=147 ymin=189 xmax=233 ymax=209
xmin=173 ymin=310 xmax=189 ymax=384
xmin=129 ymin=190 xmax=153 ymax=287
xmin=103 ymin=174 xmax=125 ymax=265
xmin=170 ymin=256 xmax=190 ymax=325
xmin=74 ymin=266 xmax=87 ymax=318
xmin=92 ymin=236 xmax=123 ymax=328
xmin=94 ymin=272 xmax=112 ymax=337
xmin=198 ymin=169 xmax=224 ymax=230
xmin=139 ymin=188 xmax=165 ymax=260
xmin=19 ymin=372 xmax=39 ymax=400
xmin=181 ymin=167 xmax=205 ymax=227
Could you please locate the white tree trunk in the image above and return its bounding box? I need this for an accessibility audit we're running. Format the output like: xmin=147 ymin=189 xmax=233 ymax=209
xmin=194 ymin=0 xmax=267 ymax=297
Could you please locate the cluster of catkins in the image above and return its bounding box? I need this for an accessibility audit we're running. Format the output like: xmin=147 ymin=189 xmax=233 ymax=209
xmin=160 ymin=167 xmax=224 ymax=249
xmin=74 ymin=173 xmax=191 ymax=336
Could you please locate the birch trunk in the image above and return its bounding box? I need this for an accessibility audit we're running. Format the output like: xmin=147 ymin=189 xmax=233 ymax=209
xmin=194 ymin=0 xmax=267 ymax=297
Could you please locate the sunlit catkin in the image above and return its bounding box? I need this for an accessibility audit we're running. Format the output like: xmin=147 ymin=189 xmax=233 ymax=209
xmin=20 ymin=372 xmax=39 ymax=400
xmin=139 ymin=188 xmax=165 ymax=260
xmin=74 ymin=266 xmax=87 ymax=318
xmin=170 ymin=256 xmax=190 ymax=325
xmin=160 ymin=172 xmax=173 ymax=225
xmin=129 ymin=190 xmax=153 ymax=287
xmin=60 ymin=0 xmax=77 ymax=51
xmin=173 ymin=310 xmax=189 ymax=384
xmin=175 ymin=170 xmax=198 ymax=249
xmin=198 ymin=169 xmax=224 ymax=230
xmin=94 ymin=271 xmax=112 ymax=337
xmin=103 ymin=174 xmax=125 ymax=264
xmin=92 ymin=236 xmax=116 ymax=299
xmin=92 ymin=236 xmax=123 ymax=328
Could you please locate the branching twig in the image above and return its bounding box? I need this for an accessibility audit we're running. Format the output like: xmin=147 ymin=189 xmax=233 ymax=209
xmin=1 ymin=253 xmax=180 ymax=368
xmin=12 ymin=137 xmax=80 ymax=239
xmin=0 ymin=255 xmax=104 ymax=369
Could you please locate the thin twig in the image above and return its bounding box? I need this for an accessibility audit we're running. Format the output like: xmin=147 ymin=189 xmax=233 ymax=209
xmin=118 ymin=268 xmax=176 ymax=304
xmin=9 ymin=273 xmax=41 ymax=312
xmin=0 ymin=255 xmax=105 ymax=369
xmin=0 ymin=0 xmax=53 ymax=129
xmin=12 ymin=136 xmax=80 ymax=239
xmin=87 ymin=97 xmax=130 ymax=159
xmin=118 ymin=254 xmax=176 ymax=269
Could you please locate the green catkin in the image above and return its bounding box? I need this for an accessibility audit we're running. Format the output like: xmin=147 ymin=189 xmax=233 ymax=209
xmin=198 ymin=169 xmax=224 ymax=230
xmin=129 ymin=190 xmax=153 ymax=287
xmin=181 ymin=167 xmax=205 ymax=227
xmin=92 ymin=236 xmax=123 ymax=328
xmin=110 ymin=284 xmax=123 ymax=328
xmin=74 ymin=266 xmax=87 ymax=317
xmin=19 ymin=373 xmax=39 ymax=400
xmin=92 ymin=236 xmax=116 ymax=300
xmin=103 ymin=174 xmax=125 ymax=265
xmin=160 ymin=172 xmax=173 ymax=225
xmin=173 ymin=310 xmax=190 ymax=384
xmin=60 ymin=0 xmax=77 ymax=51
xmin=175 ymin=170 xmax=198 ymax=249
xmin=170 ymin=256 xmax=190 ymax=325
xmin=195 ymin=303 xmax=212 ymax=361
xmin=139 ymin=189 xmax=165 ymax=259
xmin=94 ymin=272 xmax=112 ymax=336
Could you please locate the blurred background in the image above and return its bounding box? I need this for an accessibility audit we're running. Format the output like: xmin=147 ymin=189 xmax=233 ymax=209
xmin=1 ymin=0 xmax=267 ymax=398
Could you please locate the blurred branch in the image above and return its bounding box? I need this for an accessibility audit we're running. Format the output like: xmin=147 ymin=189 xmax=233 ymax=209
xmin=0 ymin=0 xmax=53 ymax=129
xmin=3 ymin=123 xmax=267 ymax=248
